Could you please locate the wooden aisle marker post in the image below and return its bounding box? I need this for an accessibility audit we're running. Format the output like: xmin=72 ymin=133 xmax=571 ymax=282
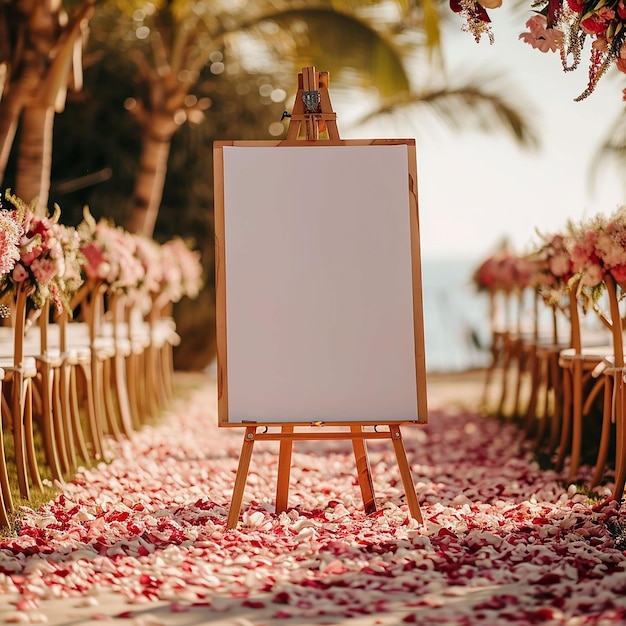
xmin=214 ymin=66 xmax=427 ymax=530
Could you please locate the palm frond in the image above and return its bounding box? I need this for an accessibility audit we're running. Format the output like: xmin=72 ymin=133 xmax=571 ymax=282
xmin=587 ymin=106 xmax=626 ymax=192
xmin=229 ymin=7 xmax=417 ymax=98
xmin=348 ymin=78 xmax=540 ymax=147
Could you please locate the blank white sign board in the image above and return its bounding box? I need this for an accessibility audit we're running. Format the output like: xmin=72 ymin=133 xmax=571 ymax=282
xmin=215 ymin=141 xmax=427 ymax=425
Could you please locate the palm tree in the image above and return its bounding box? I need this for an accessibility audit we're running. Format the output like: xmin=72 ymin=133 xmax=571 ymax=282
xmin=0 ymin=0 xmax=93 ymax=209
xmin=592 ymin=110 xmax=626 ymax=196
xmin=91 ymin=0 xmax=538 ymax=238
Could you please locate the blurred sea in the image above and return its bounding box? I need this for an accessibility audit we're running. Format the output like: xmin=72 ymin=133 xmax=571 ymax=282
xmin=421 ymin=257 xmax=491 ymax=373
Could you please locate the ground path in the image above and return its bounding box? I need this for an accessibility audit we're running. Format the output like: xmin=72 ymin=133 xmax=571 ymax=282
xmin=1 ymin=370 xmax=625 ymax=625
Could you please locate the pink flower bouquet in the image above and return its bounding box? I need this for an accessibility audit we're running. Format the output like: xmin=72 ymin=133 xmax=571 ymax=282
xmin=77 ymin=208 xmax=145 ymax=295
xmin=0 ymin=192 xmax=84 ymax=313
xmin=567 ymin=206 xmax=626 ymax=304
xmin=159 ymin=237 xmax=203 ymax=306
xmin=526 ymin=231 xmax=575 ymax=306
xmin=473 ymin=248 xmax=533 ymax=293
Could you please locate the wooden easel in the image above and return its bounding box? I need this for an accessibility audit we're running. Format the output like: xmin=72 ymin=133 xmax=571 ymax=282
xmin=225 ymin=66 xmax=423 ymax=530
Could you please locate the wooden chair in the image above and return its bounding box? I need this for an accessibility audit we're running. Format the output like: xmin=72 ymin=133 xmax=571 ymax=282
xmin=127 ymin=293 xmax=179 ymax=423
xmin=0 ymin=366 xmax=11 ymax=528
xmin=124 ymin=301 xmax=152 ymax=425
xmin=522 ymin=290 xmax=571 ymax=452
xmin=2 ymin=293 xmax=73 ymax=489
xmin=48 ymin=292 xmax=105 ymax=466
xmin=78 ymin=281 xmax=117 ymax=449
xmin=556 ymin=280 xmax=613 ymax=481
xmin=29 ymin=299 xmax=68 ymax=484
xmin=147 ymin=297 xmax=179 ymax=410
xmin=588 ymin=274 xmax=626 ymax=499
xmin=489 ymin=287 xmax=535 ymax=419
xmin=0 ymin=284 xmax=43 ymax=501
xmin=100 ymin=290 xmax=138 ymax=436
xmin=481 ymin=288 xmax=519 ymax=415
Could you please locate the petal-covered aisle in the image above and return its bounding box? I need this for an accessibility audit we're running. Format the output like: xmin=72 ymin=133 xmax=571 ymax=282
xmin=1 ymin=372 xmax=626 ymax=625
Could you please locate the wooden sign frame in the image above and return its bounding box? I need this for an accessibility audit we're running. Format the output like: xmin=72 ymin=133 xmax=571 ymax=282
xmin=213 ymin=67 xmax=428 ymax=528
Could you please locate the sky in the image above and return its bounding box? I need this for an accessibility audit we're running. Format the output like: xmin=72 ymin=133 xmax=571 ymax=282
xmin=338 ymin=4 xmax=626 ymax=262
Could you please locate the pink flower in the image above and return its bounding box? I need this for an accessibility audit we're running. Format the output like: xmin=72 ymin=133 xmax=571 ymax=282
xmin=81 ymin=242 xmax=107 ymax=281
xmin=597 ymin=6 xmax=615 ymax=19
xmin=31 ymin=258 xmax=58 ymax=285
xmin=549 ymin=252 xmax=571 ymax=278
xmin=78 ymin=212 xmax=145 ymax=293
xmin=526 ymin=14 xmax=551 ymax=36
xmin=11 ymin=263 xmax=29 ymax=283
xmin=519 ymin=16 xmax=564 ymax=52
xmin=580 ymin=262 xmax=604 ymax=287
xmin=592 ymin=37 xmax=610 ymax=52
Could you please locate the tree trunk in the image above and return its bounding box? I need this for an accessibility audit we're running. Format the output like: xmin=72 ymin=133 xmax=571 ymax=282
xmin=125 ymin=122 xmax=173 ymax=238
xmin=14 ymin=105 xmax=54 ymax=208
xmin=0 ymin=0 xmax=93 ymax=203
xmin=0 ymin=66 xmax=41 ymax=183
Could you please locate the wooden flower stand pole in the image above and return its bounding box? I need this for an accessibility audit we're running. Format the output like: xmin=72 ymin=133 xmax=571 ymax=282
xmin=222 ymin=66 xmax=425 ymax=530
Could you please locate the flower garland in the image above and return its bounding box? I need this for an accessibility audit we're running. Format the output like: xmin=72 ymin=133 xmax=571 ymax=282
xmin=451 ymin=0 xmax=626 ymax=100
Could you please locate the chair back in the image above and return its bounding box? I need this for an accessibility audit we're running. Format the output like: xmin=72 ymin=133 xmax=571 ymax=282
xmin=604 ymin=274 xmax=624 ymax=369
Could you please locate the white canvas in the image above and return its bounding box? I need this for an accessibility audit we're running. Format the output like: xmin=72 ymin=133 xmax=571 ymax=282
xmin=222 ymin=144 xmax=418 ymax=423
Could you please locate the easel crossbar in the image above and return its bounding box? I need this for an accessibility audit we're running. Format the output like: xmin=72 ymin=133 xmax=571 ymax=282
xmin=226 ymin=424 xmax=423 ymax=529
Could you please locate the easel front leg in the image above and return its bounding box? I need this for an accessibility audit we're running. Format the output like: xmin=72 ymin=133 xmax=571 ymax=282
xmin=351 ymin=425 xmax=377 ymax=514
xmin=227 ymin=427 xmax=256 ymax=529
xmin=275 ymin=426 xmax=293 ymax=514
xmin=389 ymin=425 xmax=423 ymax=524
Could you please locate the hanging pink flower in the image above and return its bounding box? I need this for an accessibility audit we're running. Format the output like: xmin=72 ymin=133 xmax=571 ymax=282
xmin=452 ymin=0 xmax=626 ymax=100
xmin=519 ymin=16 xmax=564 ymax=52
